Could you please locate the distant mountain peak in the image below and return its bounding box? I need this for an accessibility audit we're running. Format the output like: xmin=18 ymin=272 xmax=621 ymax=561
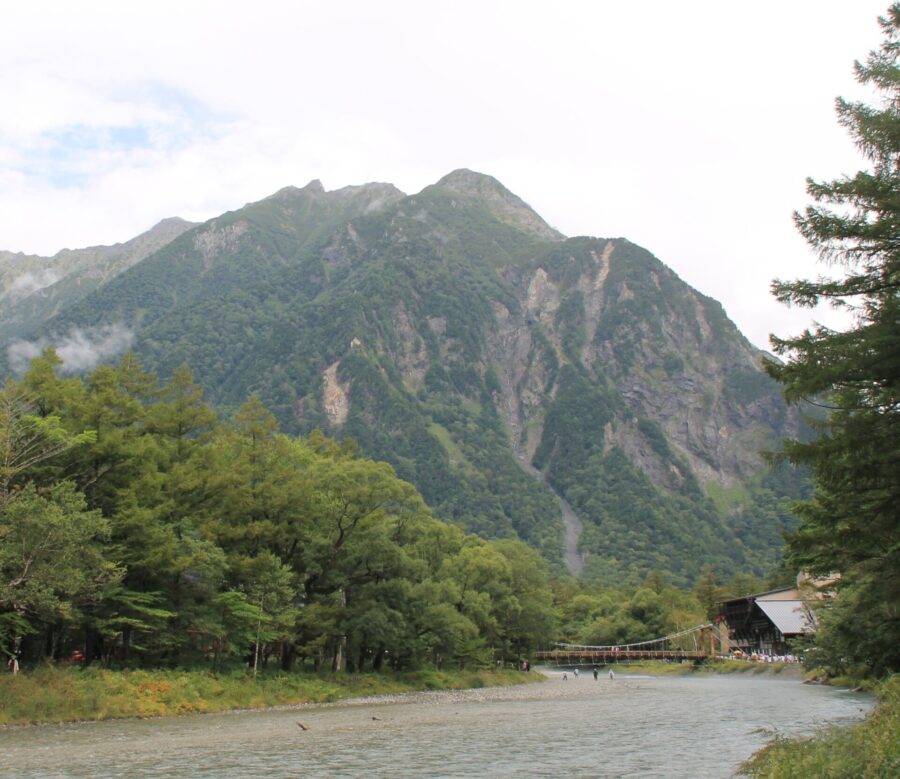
xmin=436 ymin=168 xmax=505 ymax=192
xmin=155 ymin=216 xmax=191 ymax=226
xmin=266 ymin=181 xmax=405 ymax=213
xmin=149 ymin=216 xmax=195 ymax=233
xmin=432 ymin=169 xmax=564 ymax=241
xmin=266 ymin=180 xmax=326 ymax=200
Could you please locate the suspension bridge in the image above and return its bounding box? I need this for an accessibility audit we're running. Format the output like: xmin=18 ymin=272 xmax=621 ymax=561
xmin=534 ymin=623 xmax=727 ymax=665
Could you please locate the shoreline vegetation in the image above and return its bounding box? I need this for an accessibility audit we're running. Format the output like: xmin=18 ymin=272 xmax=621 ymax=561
xmin=738 ymin=674 xmax=899 ymax=779
xmin=0 ymin=666 xmax=539 ymax=727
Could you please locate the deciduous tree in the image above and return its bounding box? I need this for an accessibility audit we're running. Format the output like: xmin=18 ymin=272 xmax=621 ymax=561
xmin=0 ymin=482 xmax=120 ymax=660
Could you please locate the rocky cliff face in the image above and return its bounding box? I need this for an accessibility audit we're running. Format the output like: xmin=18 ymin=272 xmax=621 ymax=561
xmin=2 ymin=170 xmax=801 ymax=584
xmin=487 ymin=237 xmax=796 ymax=487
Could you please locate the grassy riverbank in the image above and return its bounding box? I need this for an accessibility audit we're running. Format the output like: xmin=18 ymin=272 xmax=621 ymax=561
xmin=738 ymin=674 xmax=899 ymax=779
xmin=573 ymin=659 xmax=801 ymax=677
xmin=0 ymin=666 xmax=539 ymax=726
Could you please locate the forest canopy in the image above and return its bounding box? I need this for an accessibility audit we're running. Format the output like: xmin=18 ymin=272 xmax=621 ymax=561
xmin=0 ymin=351 xmax=558 ymax=672
xmin=0 ymin=351 xmax=753 ymax=673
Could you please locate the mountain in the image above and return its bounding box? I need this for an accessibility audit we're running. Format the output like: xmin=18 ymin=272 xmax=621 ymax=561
xmin=1 ymin=170 xmax=803 ymax=584
xmin=0 ymin=217 xmax=195 ymax=341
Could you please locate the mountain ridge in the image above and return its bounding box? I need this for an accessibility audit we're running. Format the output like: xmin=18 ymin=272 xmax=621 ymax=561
xmin=0 ymin=217 xmax=196 ymax=341
xmin=0 ymin=171 xmax=802 ymax=583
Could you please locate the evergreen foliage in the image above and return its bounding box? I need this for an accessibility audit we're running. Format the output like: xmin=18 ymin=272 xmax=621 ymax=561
xmin=767 ymin=4 xmax=900 ymax=675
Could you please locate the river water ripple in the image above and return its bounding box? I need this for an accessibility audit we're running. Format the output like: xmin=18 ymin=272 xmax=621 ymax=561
xmin=0 ymin=670 xmax=873 ymax=778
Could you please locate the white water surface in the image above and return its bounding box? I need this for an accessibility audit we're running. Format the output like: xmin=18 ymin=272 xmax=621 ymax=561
xmin=0 ymin=671 xmax=873 ymax=778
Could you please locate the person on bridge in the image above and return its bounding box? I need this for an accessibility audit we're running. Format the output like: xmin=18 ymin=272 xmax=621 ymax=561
xmin=573 ymin=668 xmax=579 ymax=677
xmin=608 ymin=669 xmax=615 ymax=680
xmin=593 ymin=667 xmax=599 ymax=680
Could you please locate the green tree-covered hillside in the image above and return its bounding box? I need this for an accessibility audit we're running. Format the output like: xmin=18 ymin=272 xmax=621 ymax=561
xmin=2 ymin=170 xmax=804 ymax=585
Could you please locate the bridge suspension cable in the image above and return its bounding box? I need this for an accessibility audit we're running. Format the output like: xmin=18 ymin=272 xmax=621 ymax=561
xmin=535 ymin=623 xmax=723 ymax=664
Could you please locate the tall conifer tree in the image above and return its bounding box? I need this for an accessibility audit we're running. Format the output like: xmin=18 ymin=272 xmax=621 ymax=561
xmin=768 ymin=4 xmax=900 ymax=674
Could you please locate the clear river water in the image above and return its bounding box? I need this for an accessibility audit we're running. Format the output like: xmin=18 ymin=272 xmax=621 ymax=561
xmin=0 ymin=670 xmax=873 ymax=778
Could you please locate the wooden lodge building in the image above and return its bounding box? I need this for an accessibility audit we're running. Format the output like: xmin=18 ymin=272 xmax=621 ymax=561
xmin=717 ymin=584 xmax=818 ymax=657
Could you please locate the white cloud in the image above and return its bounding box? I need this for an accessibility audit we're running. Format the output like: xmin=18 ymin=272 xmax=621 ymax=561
xmin=0 ymin=0 xmax=889 ymax=348
xmin=7 ymin=324 xmax=135 ymax=375
xmin=8 ymin=269 xmax=60 ymax=298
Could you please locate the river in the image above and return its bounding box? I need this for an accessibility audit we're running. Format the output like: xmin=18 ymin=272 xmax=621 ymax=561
xmin=0 ymin=670 xmax=872 ymax=778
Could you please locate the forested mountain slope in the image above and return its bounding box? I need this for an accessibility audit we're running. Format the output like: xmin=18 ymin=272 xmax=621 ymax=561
xmin=1 ymin=170 xmax=803 ymax=584
xmin=0 ymin=217 xmax=195 ymax=342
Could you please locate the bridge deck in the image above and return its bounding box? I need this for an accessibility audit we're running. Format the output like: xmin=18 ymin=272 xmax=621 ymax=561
xmin=534 ymin=649 xmax=707 ymax=664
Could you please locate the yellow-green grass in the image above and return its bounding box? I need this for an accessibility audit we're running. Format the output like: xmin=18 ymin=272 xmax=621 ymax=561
xmin=0 ymin=666 xmax=540 ymax=726
xmin=427 ymin=422 xmax=471 ymax=470
xmin=582 ymin=659 xmax=796 ymax=676
xmin=738 ymin=674 xmax=899 ymax=778
xmin=705 ymin=659 xmax=796 ymax=675
xmin=595 ymin=661 xmax=697 ymax=676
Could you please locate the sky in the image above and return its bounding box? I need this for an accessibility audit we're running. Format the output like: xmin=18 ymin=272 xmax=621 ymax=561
xmin=0 ymin=0 xmax=890 ymax=350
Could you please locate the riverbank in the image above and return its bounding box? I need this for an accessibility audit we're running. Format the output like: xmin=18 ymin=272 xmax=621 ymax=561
xmin=738 ymin=674 xmax=899 ymax=778
xmin=0 ymin=666 xmax=540 ymax=727
xmin=564 ymin=659 xmax=804 ymax=678
xmin=0 ymin=669 xmax=870 ymax=778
